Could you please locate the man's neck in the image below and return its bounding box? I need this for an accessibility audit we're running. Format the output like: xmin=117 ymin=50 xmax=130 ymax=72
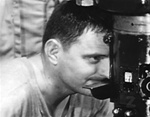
xmin=28 ymin=54 xmax=70 ymax=115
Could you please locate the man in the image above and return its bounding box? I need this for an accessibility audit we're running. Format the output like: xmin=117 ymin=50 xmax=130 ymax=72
xmin=0 ymin=1 xmax=113 ymax=117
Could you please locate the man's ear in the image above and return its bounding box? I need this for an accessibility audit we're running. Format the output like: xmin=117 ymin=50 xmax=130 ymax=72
xmin=44 ymin=39 xmax=61 ymax=65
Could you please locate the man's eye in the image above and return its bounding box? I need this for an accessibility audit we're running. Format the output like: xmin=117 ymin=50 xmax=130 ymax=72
xmin=88 ymin=56 xmax=101 ymax=63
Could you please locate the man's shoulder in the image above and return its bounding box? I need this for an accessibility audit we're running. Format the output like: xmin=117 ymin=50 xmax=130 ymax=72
xmin=0 ymin=58 xmax=32 ymax=98
xmin=0 ymin=57 xmax=44 ymax=117
xmin=0 ymin=80 xmax=39 ymax=117
xmin=1 ymin=57 xmax=30 ymax=78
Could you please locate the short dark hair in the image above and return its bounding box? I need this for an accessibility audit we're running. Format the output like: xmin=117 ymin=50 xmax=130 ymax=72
xmin=42 ymin=0 xmax=112 ymax=50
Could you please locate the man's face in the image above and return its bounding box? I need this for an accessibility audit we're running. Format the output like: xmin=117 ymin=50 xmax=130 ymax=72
xmin=58 ymin=29 xmax=110 ymax=96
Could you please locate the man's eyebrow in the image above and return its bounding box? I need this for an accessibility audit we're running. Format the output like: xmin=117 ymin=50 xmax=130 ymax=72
xmin=83 ymin=53 xmax=109 ymax=57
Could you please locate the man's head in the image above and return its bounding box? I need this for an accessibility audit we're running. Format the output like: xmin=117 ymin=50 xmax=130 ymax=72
xmin=42 ymin=1 xmax=113 ymax=97
xmin=42 ymin=0 xmax=112 ymax=51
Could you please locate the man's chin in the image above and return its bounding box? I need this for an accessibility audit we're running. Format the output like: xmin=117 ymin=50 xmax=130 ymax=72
xmin=80 ymin=87 xmax=93 ymax=97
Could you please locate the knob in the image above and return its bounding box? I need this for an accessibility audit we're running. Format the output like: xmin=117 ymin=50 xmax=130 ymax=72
xmin=113 ymin=108 xmax=123 ymax=115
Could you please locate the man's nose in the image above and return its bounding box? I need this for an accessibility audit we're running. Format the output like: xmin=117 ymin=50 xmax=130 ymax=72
xmin=97 ymin=57 xmax=110 ymax=79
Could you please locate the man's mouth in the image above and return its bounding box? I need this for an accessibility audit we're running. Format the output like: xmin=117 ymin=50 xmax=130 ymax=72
xmin=83 ymin=78 xmax=110 ymax=89
xmin=83 ymin=83 xmax=109 ymax=90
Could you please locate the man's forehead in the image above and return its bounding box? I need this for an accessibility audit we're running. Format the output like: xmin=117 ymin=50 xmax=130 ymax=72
xmin=77 ymin=29 xmax=109 ymax=46
xmin=69 ymin=30 xmax=109 ymax=55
